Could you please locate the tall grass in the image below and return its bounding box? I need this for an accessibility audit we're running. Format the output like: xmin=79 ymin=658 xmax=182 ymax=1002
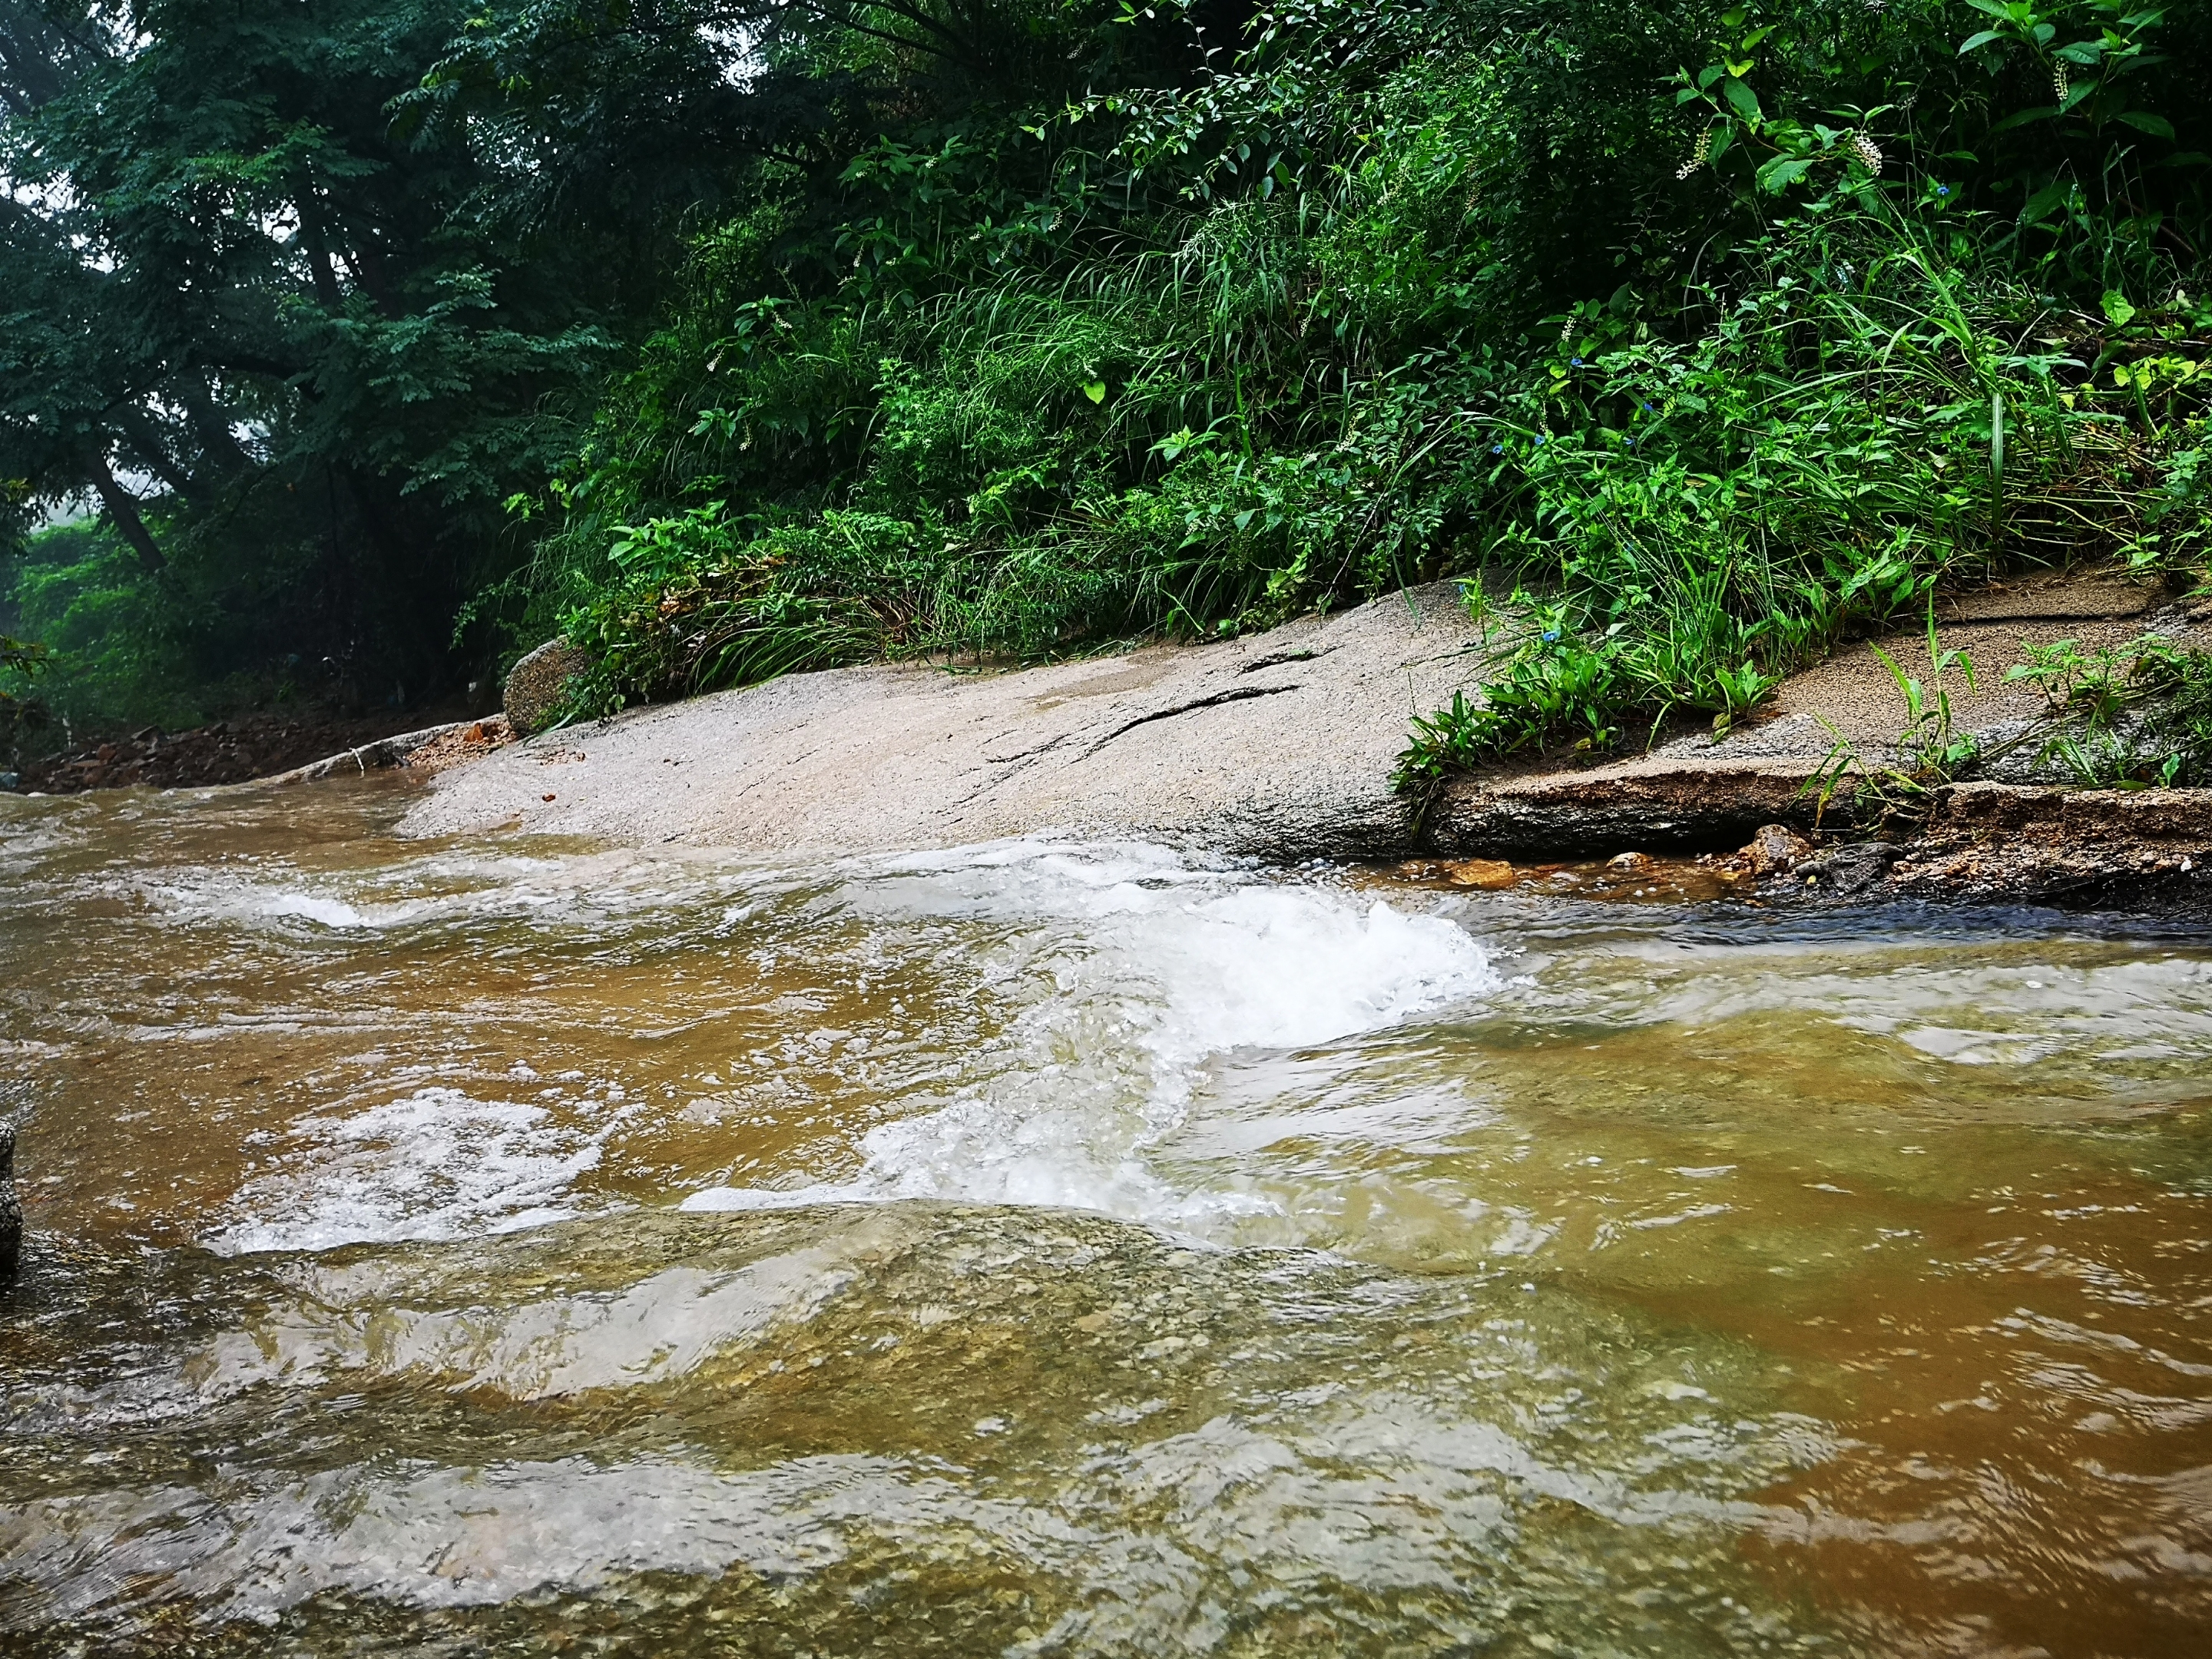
xmin=1396 ymin=197 xmax=2211 ymax=782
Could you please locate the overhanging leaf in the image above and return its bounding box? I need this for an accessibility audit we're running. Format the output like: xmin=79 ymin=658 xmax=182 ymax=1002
xmin=1721 ymin=78 xmax=1763 ymax=123
xmin=2022 ymin=179 xmax=2073 ymax=223
xmin=1757 ymin=154 xmax=1816 ymax=192
xmin=2115 ymin=110 xmax=2176 ymax=137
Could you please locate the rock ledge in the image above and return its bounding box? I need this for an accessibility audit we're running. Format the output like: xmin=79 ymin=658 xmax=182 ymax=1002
xmin=404 ymin=586 xmax=1483 ymax=858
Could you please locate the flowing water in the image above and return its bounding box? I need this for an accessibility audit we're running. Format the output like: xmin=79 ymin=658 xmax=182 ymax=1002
xmin=4 ymin=778 xmax=2211 ymax=1657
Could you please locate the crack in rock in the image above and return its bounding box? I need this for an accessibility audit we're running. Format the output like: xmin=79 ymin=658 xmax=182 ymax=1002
xmin=1078 ymin=684 xmax=1303 ymax=760
xmin=1237 ymin=647 xmax=1327 ymax=674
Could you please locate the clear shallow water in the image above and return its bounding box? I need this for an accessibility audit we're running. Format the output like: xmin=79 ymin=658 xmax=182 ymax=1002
xmin=2 ymin=780 xmax=2210 ymax=1656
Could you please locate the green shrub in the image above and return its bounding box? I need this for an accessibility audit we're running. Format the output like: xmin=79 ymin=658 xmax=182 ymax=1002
xmin=474 ymin=0 xmax=2212 ymax=750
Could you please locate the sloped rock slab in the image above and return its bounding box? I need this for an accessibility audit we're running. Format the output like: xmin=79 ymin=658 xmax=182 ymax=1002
xmin=1432 ymin=761 xmax=1831 ymax=858
xmin=403 ymin=587 xmax=1486 ymax=859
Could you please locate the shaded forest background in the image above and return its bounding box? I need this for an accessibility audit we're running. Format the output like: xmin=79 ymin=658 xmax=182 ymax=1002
xmin=3 ymin=0 xmax=2210 ymax=761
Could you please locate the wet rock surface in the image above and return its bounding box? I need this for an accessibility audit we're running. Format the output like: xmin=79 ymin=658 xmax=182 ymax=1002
xmin=1407 ymin=795 xmax=2212 ymax=918
xmin=1747 ymin=823 xmax=1813 ymax=876
xmin=1727 ymin=792 xmax=2211 ymax=916
xmin=1886 ymin=783 xmax=2212 ymax=916
xmin=408 ymin=586 xmax=1484 ymax=859
xmin=1793 ymin=839 xmax=1904 ymax=898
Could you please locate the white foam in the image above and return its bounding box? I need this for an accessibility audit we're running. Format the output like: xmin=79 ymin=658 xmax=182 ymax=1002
xmin=128 ymin=846 xmax=710 ymax=940
xmin=681 ymin=1181 xmax=872 ymax=1214
xmin=252 ymin=892 xmax=384 ymax=930
xmin=180 ymin=840 xmax=1494 ymax=1251
xmin=207 ymin=1087 xmax=608 ymax=1255
xmin=684 ymin=844 xmax=1495 ymax=1229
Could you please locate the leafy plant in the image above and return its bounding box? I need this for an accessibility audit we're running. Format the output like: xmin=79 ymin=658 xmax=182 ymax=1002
xmin=18 ymin=0 xmax=2200 ymax=743
xmin=2006 ymin=631 xmax=2212 ymax=784
xmin=1803 ymin=610 xmax=1985 ymax=826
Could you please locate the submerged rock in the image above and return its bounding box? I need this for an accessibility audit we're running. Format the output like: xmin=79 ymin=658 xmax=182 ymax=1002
xmin=2 ymin=1121 xmax=19 ymax=1278
xmin=1444 ymin=856 xmax=1518 ymax=890
xmin=1796 ymin=840 xmax=1903 ymax=898
xmin=504 ymin=638 xmax=594 ymax=737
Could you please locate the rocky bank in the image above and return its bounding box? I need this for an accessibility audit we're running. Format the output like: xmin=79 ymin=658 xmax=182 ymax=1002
xmin=381 ymin=573 xmax=2208 ymax=913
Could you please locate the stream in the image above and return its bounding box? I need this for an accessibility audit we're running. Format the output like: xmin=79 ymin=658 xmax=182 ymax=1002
xmin=3 ymin=776 xmax=2210 ymax=1656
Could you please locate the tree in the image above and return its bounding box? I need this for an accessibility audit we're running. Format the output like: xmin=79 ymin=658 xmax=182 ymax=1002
xmin=1 ymin=0 xmax=614 ymax=697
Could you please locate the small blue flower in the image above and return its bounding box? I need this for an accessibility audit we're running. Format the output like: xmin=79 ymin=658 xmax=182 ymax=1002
xmin=1536 ymin=434 xmax=1548 ymax=444
xmin=1541 ymin=630 xmax=1561 ymax=643
xmin=1641 ymin=401 xmax=1654 ymax=412
xmin=1936 ymin=184 xmax=1951 ymax=197
xmin=1571 ymin=356 xmax=1584 ymax=366
xmin=1626 ymin=436 xmax=1637 ymax=445
xmin=1491 ymin=442 xmax=1503 ymax=454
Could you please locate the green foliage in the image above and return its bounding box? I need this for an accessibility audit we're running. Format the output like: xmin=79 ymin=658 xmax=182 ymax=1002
xmin=1778 ymin=624 xmax=2212 ymax=822
xmin=0 ymin=624 xmax=50 ymax=762
xmin=484 ymin=0 xmax=2212 ymax=749
xmin=1 ymin=518 xmax=328 ymax=733
xmin=1795 ymin=610 xmax=1987 ymax=828
xmin=2006 ymin=631 xmax=2212 ymax=785
xmin=0 ymin=0 xmax=616 ymax=716
xmin=10 ymin=0 xmax=2212 ymax=749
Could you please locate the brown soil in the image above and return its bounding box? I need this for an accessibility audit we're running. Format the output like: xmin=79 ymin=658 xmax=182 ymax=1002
xmin=11 ymin=702 xmax=479 ymax=793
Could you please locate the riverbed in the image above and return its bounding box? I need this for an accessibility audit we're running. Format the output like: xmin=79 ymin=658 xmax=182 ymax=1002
xmin=3 ymin=777 xmax=2210 ymax=1655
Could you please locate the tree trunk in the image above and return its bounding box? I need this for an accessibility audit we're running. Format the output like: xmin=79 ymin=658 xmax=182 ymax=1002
xmin=85 ymin=451 xmax=166 ymax=571
xmin=297 ymin=187 xmax=343 ymax=310
xmin=113 ymin=406 xmax=197 ymax=501
xmin=181 ymin=381 xmax=253 ymax=475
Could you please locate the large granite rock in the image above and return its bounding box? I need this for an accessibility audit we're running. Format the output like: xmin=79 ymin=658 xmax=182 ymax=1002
xmin=406 ymin=584 xmax=1487 ymax=859
xmin=400 ymin=571 xmax=2212 ymax=908
xmin=502 ymin=638 xmax=595 ymax=737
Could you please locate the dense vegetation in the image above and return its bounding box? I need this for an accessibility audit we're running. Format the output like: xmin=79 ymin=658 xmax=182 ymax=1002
xmin=4 ymin=0 xmax=2210 ymax=769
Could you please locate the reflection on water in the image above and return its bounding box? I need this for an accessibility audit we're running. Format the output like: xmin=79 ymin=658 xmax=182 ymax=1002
xmin=3 ymin=779 xmax=2211 ymax=1656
